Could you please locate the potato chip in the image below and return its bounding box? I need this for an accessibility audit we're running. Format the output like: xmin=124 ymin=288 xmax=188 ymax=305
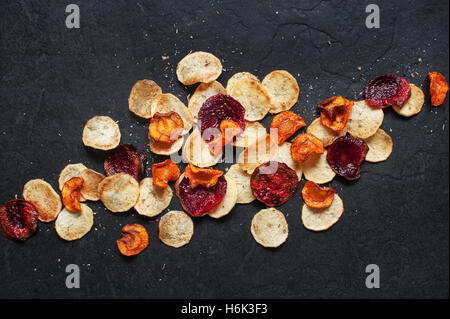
xmin=226 ymin=72 xmax=259 ymax=92
xmin=364 ymin=129 xmax=393 ymax=163
xmin=80 ymin=169 xmax=105 ymax=201
xmin=82 ymin=116 xmax=121 ymax=151
xmin=23 ymin=179 xmax=62 ymax=222
xmin=250 ymin=208 xmax=288 ymax=248
xmin=62 ymin=177 xmax=84 ymax=213
xmin=233 ymin=121 xmax=266 ymax=148
xmin=128 ymin=79 xmax=162 ymax=119
xmin=117 ymin=224 xmax=149 ymax=256
xmin=188 ymin=81 xmax=226 ymax=121
xmin=208 ymin=176 xmax=238 ymax=219
xmin=182 ymin=129 xmax=221 ymax=167
xmin=176 ymin=51 xmax=222 ymax=86
xmin=302 ymin=194 xmax=344 ymax=231
xmin=301 ymin=151 xmax=336 ymax=184
xmin=150 ymin=93 xmax=193 ymax=132
xmin=55 ymin=204 xmax=94 ymax=241
xmin=306 ymin=118 xmax=347 ymax=147
xmin=238 ymin=134 xmax=278 ymax=174
xmin=346 ymin=100 xmax=384 ymax=139
xmin=224 ymin=164 xmax=255 ymax=204
xmin=262 ymin=70 xmax=299 ymax=114
xmin=149 ymin=135 xmax=184 ymax=156
xmin=158 ymin=210 xmax=194 ymax=248
xmin=134 ymin=178 xmax=173 ymax=217
xmin=392 ymin=84 xmax=425 ymax=117
xmin=98 ymin=173 xmax=140 ymax=213
xmin=277 ymin=142 xmax=302 ymax=180
xmin=229 ymin=78 xmax=271 ymax=121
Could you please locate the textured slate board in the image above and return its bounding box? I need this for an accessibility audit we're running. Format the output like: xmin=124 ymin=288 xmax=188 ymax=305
xmin=0 ymin=0 xmax=448 ymax=299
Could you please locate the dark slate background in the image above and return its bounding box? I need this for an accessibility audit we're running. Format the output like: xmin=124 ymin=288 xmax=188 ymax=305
xmin=0 ymin=0 xmax=448 ymax=299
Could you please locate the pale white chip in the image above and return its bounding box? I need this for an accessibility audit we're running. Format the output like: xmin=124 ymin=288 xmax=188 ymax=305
xmin=188 ymin=81 xmax=226 ymax=121
xmin=251 ymin=208 xmax=288 ymax=248
xmin=301 ymin=151 xmax=336 ymax=184
xmin=80 ymin=169 xmax=105 ymax=201
xmin=224 ymin=164 xmax=255 ymax=204
xmin=262 ymin=70 xmax=299 ymax=114
xmin=158 ymin=211 xmax=194 ymax=248
xmin=23 ymin=179 xmax=62 ymax=223
xmin=150 ymin=135 xmax=184 ymax=156
xmin=208 ymin=176 xmax=237 ymax=219
xmin=393 ymin=84 xmax=425 ymax=117
xmin=347 ymin=100 xmax=384 ymax=139
xmin=226 ymin=72 xmax=259 ymax=93
xmin=233 ymin=121 xmax=266 ymax=148
xmin=229 ymin=78 xmax=271 ymax=121
xmin=58 ymin=163 xmax=87 ymax=201
xmin=134 ymin=178 xmax=173 ymax=217
xmin=307 ymin=118 xmax=347 ymax=147
xmin=82 ymin=116 xmax=121 ymax=151
xmin=176 ymin=51 xmax=222 ymax=86
xmin=98 ymin=173 xmax=140 ymax=213
xmin=238 ymin=135 xmax=278 ymax=174
xmin=182 ymin=128 xmax=221 ymax=167
xmin=55 ymin=204 xmax=94 ymax=241
xmin=302 ymin=194 xmax=344 ymax=232
xmin=128 ymin=79 xmax=162 ymax=119
xmin=150 ymin=93 xmax=193 ymax=133
xmin=277 ymin=142 xmax=302 ymax=180
xmin=364 ymin=129 xmax=393 ymax=163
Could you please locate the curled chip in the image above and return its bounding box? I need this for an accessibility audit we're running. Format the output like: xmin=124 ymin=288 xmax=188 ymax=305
xmin=291 ymin=133 xmax=325 ymax=164
xmin=117 ymin=224 xmax=149 ymax=256
xmin=302 ymin=181 xmax=336 ymax=209
xmin=226 ymin=72 xmax=259 ymax=92
xmin=58 ymin=163 xmax=87 ymax=194
xmin=392 ymin=84 xmax=424 ymax=117
xmin=302 ymin=151 xmax=336 ymax=184
xmin=429 ymin=72 xmax=449 ymax=106
xmin=208 ymin=176 xmax=238 ymax=219
xmin=149 ymin=111 xmax=184 ymax=146
xmin=104 ymin=144 xmax=147 ymax=181
xmin=238 ymin=134 xmax=278 ymax=174
xmin=318 ymin=96 xmax=354 ymax=131
xmin=134 ymin=178 xmax=173 ymax=217
xmin=158 ymin=211 xmax=194 ymax=248
xmin=98 ymin=173 xmax=140 ymax=213
xmin=128 ymin=79 xmax=162 ymax=119
xmin=270 ymin=111 xmax=305 ymax=145
xmin=176 ymin=51 xmax=222 ymax=86
xmin=23 ymin=179 xmax=62 ymax=222
xmin=364 ymin=129 xmax=393 ymax=163
xmin=225 ymin=164 xmax=255 ymax=204
xmin=364 ymin=74 xmax=411 ymax=108
xmin=80 ymin=169 xmax=105 ymax=201
xmin=0 ymin=199 xmax=38 ymax=241
xmin=327 ymin=135 xmax=368 ymax=181
xmin=208 ymin=119 xmax=243 ymax=155
xmin=251 ymin=162 xmax=299 ymax=207
xmin=152 ymin=159 xmax=180 ymax=188
xmin=182 ymin=129 xmax=221 ymax=168
xmin=251 ymin=208 xmax=288 ymax=248
xmin=62 ymin=177 xmax=84 ymax=213
xmin=55 ymin=204 xmax=94 ymax=241
xmin=262 ymin=70 xmax=300 ymax=114
xmin=307 ymin=118 xmax=347 ymax=147
xmin=185 ymin=164 xmax=224 ymax=189
xmin=229 ymin=77 xmax=271 ymax=121
xmin=346 ymin=100 xmax=384 ymax=139
xmin=150 ymin=93 xmax=193 ymax=132
xmin=302 ymin=194 xmax=344 ymax=232
xmin=82 ymin=116 xmax=121 ymax=151
xmin=188 ymin=81 xmax=226 ymax=121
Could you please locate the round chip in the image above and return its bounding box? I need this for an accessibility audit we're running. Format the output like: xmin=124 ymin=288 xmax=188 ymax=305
xmin=82 ymin=116 xmax=121 ymax=151
xmin=301 ymin=151 xmax=336 ymax=184
xmin=150 ymin=93 xmax=193 ymax=133
xmin=55 ymin=204 xmax=94 ymax=241
xmin=80 ymin=169 xmax=105 ymax=201
xmin=98 ymin=173 xmax=140 ymax=213
xmin=224 ymin=164 xmax=255 ymax=204
xmin=302 ymin=194 xmax=344 ymax=231
xmin=364 ymin=129 xmax=393 ymax=163
xmin=346 ymin=100 xmax=384 ymax=139
xmin=262 ymin=70 xmax=299 ymax=114
xmin=188 ymin=81 xmax=227 ymax=121
xmin=307 ymin=118 xmax=347 ymax=147
xmin=233 ymin=121 xmax=266 ymax=148
xmin=226 ymin=72 xmax=259 ymax=92
xmin=176 ymin=51 xmax=222 ymax=86
xmin=208 ymin=176 xmax=237 ymax=219
xmin=23 ymin=179 xmax=62 ymax=222
xmin=150 ymin=135 xmax=184 ymax=156
xmin=277 ymin=142 xmax=302 ymax=180
xmin=158 ymin=211 xmax=194 ymax=248
xmin=58 ymin=163 xmax=87 ymax=191
xmin=392 ymin=84 xmax=425 ymax=117
xmin=250 ymin=208 xmax=288 ymax=248
xmin=128 ymin=79 xmax=162 ymax=119
xmin=134 ymin=178 xmax=173 ymax=217
xmin=182 ymin=129 xmax=221 ymax=167
xmin=229 ymin=78 xmax=271 ymax=121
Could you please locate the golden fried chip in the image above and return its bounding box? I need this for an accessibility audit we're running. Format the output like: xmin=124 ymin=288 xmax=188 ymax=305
xmin=208 ymin=176 xmax=238 ymax=219
xmin=150 ymin=93 xmax=193 ymax=132
xmin=134 ymin=178 xmax=173 ymax=217
xmin=98 ymin=173 xmax=140 ymax=213
xmin=229 ymin=78 xmax=271 ymax=121
xmin=226 ymin=72 xmax=259 ymax=92
xmin=55 ymin=204 xmax=94 ymax=241
xmin=262 ymin=70 xmax=299 ymax=113
xmin=251 ymin=208 xmax=288 ymax=248
xmin=224 ymin=164 xmax=255 ymax=204
xmin=302 ymin=194 xmax=344 ymax=231
xmin=188 ymin=81 xmax=226 ymax=121
xmin=80 ymin=169 xmax=105 ymax=201
xmin=82 ymin=116 xmax=121 ymax=151
xmin=346 ymin=100 xmax=384 ymax=139
xmin=128 ymin=79 xmax=162 ymax=119
xmin=23 ymin=179 xmax=62 ymax=222
xmin=182 ymin=129 xmax=221 ymax=167
xmin=306 ymin=118 xmax=347 ymax=147
xmin=301 ymin=151 xmax=336 ymax=184
xmin=393 ymin=84 xmax=425 ymax=117
xmin=233 ymin=121 xmax=266 ymax=148
xmin=158 ymin=211 xmax=194 ymax=248
xmin=277 ymin=142 xmax=302 ymax=180
xmin=364 ymin=129 xmax=393 ymax=163
xmin=176 ymin=51 xmax=222 ymax=86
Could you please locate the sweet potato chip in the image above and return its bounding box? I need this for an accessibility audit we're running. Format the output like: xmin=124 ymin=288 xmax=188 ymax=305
xmin=134 ymin=178 xmax=173 ymax=217
xmin=208 ymin=119 xmax=243 ymax=155
xmin=23 ymin=179 xmax=62 ymax=222
xmin=128 ymin=79 xmax=162 ymax=119
xmin=270 ymin=111 xmax=305 ymax=145
xmin=152 ymin=159 xmax=180 ymax=188
xmin=55 ymin=204 xmax=94 ymax=241
xmin=82 ymin=116 xmax=121 ymax=151
xmin=302 ymin=194 xmax=344 ymax=232
xmin=302 ymin=181 xmax=336 ymax=209
xmin=318 ymin=96 xmax=354 ymax=132
xmin=291 ymin=133 xmax=325 ymax=164
xmin=176 ymin=51 xmax=222 ymax=86
xmin=150 ymin=93 xmax=193 ymax=132
xmin=185 ymin=164 xmax=224 ymax=189
xmin=158 ymin=211 xmax=194 ymax=248
xmin=429 ymin=72 xmax=449 ymax=106
xmin=251 ymin=208 xmax=288 ymax=248
xmin=117 ymin=224 xmax=149 ymax=256
xmin=62 ymin=177 xmax=84 ymax=213
xmin=149 ymin=111 xmax=184 ymax=146
xmin=262 ymin=70 xmax=300 ymax=114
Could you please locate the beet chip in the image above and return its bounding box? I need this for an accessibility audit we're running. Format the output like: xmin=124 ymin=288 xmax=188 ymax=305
xmin=0 ymin=199 xmax=38 ymax=241
xmin=365 ymin=74 xmax=411 ymax=108
xmin=104 ymin=144 xmax=147 ymax=181
xmin=327 ymin=135 xmax=368 ymax=180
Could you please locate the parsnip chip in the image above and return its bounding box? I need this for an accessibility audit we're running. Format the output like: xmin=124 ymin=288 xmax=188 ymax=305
xmin=262 ymin=70 xmax=299 ymax=114
xmin=55 ymin=204 xmax=94 ymax=241
xmin=238 ymin=134 xmax=278 ymax=174
xmin=364 ymin=129 xmax=393 ymax=163
xmin=392 ymin=84 xmax=425 ymax=117
xmin=23 ymin=179 xmax=62 ymax=222
xmin=128 ymin=79 xmax=162 ymax=119
xmin=233 ymin=121 xmax=266 ymax=148
xmin=229 ymin=78 xmax=271 ymax=121
xmin=158 ymin=211 xmax=194 ymax=248
xmin=150 ymin=135 xmax=184 ymax=156
xmin=301 ymin=151 xmax=336 ymax=184
xmin=182 ymin=129 xmax=221 ymax=167
xmin=188 ymin=81 xmax=226 ymax=121
xmin=307 ymin=118 xmax=347 ymax=147
xmin=82 ymin=116 xmax=121 ymax=151
xmin=176 ymin=51 xmax=222 ymax=86
xmin=226 ymin=72 xmax=259 ymax=92
xmin=224 ymin=164 xmax=255 ymax=204
xmin=151 ymin=93 xmax=193 ymax=132
xmin=80 ymin=169 xmax=105 ymax=201
xmin=347 ymin=100 xmax=384 ymax=139
xmin=277 ymin=142 xmax=303 ymax=180
xmin=251 ymin=208 xmax=288 ymax=248
xmin=302 ymin=194 xmax=344 ymax=232
xmin=208 ymin=176 xmax=237 ymax=219
xmin=98 ymin=173 xmax=140 ymax=213
xmin=58 ymin=163 xmax=87 ymax=201
xmin=134 ymin=178 xmax=172 ymax=217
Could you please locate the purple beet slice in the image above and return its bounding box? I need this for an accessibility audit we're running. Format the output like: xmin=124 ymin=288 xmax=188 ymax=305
xmin=177 ymin=175 xmax=227 ymax=217
xmin=198 ymin=94 xmax=246 ymax=142
xmin=0 ymin=199 xmax=38 ymax=241
xmin=327 ymin=135 xmax=368 ymax=181
xmin=365 ymin=74 xmax=411 ymax=108
xmin=104 ymin=144 xmax=147 ymax=181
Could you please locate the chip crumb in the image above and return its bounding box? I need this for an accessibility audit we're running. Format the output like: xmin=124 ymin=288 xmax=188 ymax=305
xmin=357 ymin=66 xmax=362 ymax=71
xmin=161 ymin=55 xmax=169 ymax=60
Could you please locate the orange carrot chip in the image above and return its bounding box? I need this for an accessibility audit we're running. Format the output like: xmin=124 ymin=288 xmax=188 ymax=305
xmin=117 ymin=224 xmax=149 ymax=257
xmin=291 ymin=133 xmax=325 ymax=164
xmin=152 ymin=159 xmax=180 ymax=188
xmin=318 ymin=96 xmax=354 ymax=132
xmin=302 ymin=181 xmax=336 ymax=209
xmin=429 ymin=72 xmax=449 ymax=106
xmin=149 ymin=111 xmax=184 ymax=146
xmin=61 ymin=177 xmax=84 ymax=213
xmin=208 ymin=120 xmax=243 ymax=155
xmin=270 ymin=111 xmax=306 ymax=145
xmin=185 ymin=164 xmax=224 ymax=189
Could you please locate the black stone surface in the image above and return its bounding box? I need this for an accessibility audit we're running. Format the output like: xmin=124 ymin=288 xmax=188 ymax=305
xmin=0 ymin=0 xmax=448 ymax=299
